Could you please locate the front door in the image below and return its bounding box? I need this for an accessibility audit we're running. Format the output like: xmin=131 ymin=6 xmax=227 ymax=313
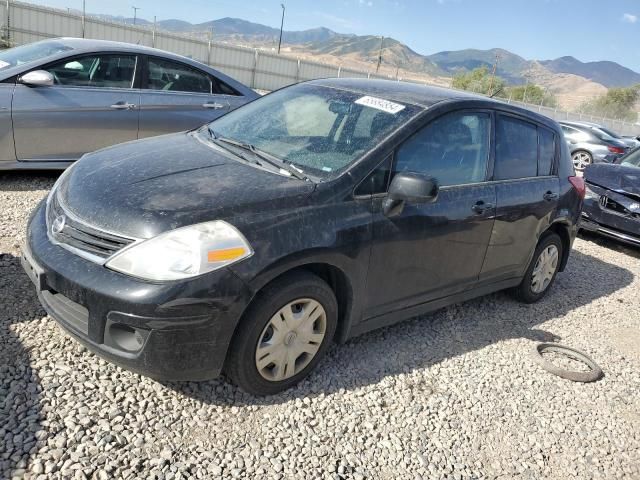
xmin=12 ymin=53 xmax=140 ymax=161
xmin=138 ymin=56 xmax=233 ymax=138
xmin=364 ymin=110 xmax=496 ymax=320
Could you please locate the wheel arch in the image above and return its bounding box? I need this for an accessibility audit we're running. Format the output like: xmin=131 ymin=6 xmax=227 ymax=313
xmin=544 ymin=221 xmax=572 ymax=272
xmin=235 ymin=255 xmax=359 ymax=348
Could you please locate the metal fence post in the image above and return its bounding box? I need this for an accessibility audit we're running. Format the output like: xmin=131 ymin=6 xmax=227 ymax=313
xmin=5 ymin=0 xmax=9 ymax=45
xmin=250 ymin=50 xmax=259 ymax=89
xmin=296 ymin=58 xmax=300 ymax=82
xmin=152 ymin=16 xmax=156 ymax=47
xmin=337 ymin=66 xmax=341 ymax=78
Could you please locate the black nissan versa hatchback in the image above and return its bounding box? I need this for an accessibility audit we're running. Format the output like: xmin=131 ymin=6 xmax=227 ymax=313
xmin=22 ymin=79 xmax=584 ymax=395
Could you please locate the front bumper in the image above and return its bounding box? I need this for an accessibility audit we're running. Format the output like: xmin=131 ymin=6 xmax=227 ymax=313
xmin=580 ymin=197 xmax=640 ymax=247
xmin=22 ymin=202 xmax=253 ymax=381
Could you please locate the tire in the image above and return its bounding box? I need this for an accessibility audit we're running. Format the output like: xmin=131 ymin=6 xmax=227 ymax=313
xmin=571 ymin=150 xmax=593 ymax=172
xmin=512 ymin=232 xmax=563 ymax=303
xmin=225 ymin=271 xmax=338 ymax=396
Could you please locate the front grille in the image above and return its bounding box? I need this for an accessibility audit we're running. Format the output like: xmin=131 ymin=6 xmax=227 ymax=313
xmin=47 ymin=193 xmax=135 ymax=260
xmin=41 ymin=290 xmax=89 ymax=336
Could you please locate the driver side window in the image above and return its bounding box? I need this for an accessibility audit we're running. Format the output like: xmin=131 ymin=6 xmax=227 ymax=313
xmin=394 ymin=111 xmax=490 ymax=187
xmin=45 ymin=54 xmax=137 ymax=88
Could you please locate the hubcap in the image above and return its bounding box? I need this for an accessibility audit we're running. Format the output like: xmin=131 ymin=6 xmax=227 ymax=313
xmin=531 ymin=245 xmax=559 ymax=294
xmin=572 ymin=152 xmax=592 ymax=171
xmin=255 ymin=298 xmax=327 ymax=382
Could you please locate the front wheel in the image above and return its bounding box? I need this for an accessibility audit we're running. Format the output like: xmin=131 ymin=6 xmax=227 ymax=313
xmin=225 ymin=271 xmax=337 ymax=396
xmin=512 ymin=232 xmax=563 ymax=303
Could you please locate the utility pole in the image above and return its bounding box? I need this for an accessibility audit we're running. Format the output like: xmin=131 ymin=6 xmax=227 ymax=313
xmin=375 ymin=36 xmax=384 ymax=73
xmin=132 ymin=6 xmax=140 ymax=25
xmin=487 ymin=52 xmax=501 ymax=97
xmin=277 ymin=4 xmax=285 ymax=54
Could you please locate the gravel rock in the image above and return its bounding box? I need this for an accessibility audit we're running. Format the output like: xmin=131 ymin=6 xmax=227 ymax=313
xmin=1 ymin=172 xmax=639 ymax=479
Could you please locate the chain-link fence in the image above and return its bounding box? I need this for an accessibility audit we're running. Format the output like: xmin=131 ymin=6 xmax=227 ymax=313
xmin=1 ymin=0 xmax=639 ymax=136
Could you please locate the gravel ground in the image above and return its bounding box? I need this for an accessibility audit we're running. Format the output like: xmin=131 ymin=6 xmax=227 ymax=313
xmin=1 ymin=171 xmax=639 ymax=480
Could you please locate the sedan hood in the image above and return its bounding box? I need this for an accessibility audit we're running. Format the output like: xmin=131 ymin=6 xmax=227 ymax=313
xmin=584 ymin=163 xmax=640 ymax=197
xmin=58 ymin=132 xmax=315 ymax=239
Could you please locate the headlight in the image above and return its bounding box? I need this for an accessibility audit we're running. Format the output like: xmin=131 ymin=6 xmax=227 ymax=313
xmin=105 ymin=221 xmax=253 ymax=281
xmin=584 ymin=185 xmax=599 ymax=200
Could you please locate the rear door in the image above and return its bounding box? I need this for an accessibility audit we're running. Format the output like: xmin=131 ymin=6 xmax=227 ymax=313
xmin=12 ymin=53 xmax=139 ymax=161
xmin=138 ymin=56 xmax=241 ymax=137
xmin=364 ymin=110 xmax=496 ymax=319
xmin=480 ymin=114 xmax=560 ymax=282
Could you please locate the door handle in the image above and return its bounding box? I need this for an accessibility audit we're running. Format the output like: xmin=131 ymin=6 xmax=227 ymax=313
xmin=110 ymin=102 xmax=136 ymax=110
xmin=202 ymin=102 xmax=226 ymax=109
xmin=472 ymin=201 xmax=495 ymax=214
xmin=543 ymin=191 xmax=558 ymax=201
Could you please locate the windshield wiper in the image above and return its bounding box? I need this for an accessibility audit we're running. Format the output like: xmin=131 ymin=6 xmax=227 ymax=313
xmin=207 ymin=128 xmax=309 ymax=181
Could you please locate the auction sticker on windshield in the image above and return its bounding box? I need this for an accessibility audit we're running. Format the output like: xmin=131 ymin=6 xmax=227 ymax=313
xmin=355 ymin=96 xmax=405 ymax=114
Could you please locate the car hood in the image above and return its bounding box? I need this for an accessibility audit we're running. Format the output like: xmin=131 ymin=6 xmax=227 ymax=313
xmin=57 ymin=132 xmax=315 ymax=239
xmin=584 ymin=163 xmax=640 ymax=197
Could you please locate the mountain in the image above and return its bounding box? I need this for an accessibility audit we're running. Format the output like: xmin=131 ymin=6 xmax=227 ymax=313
xmin=426 ymin=48 xmax=529 ymax=83
xmin=540 ymin=56 xmax=640 ymax=88
xmin=305 ymin=35 xmax=442 ymax=75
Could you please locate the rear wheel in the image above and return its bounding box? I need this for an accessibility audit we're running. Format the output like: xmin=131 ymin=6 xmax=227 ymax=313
xmin=512 ymin=232 xmax=563 ymax=303
xmin=572 ymin=150 xmax=592 ymax=172
xmin=225 ymin=271 xmax=337 ymax=395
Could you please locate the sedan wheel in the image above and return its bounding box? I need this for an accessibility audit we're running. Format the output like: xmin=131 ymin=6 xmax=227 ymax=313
xmin=531 ymin=245 xmax=559 ymax=294
xmin=572 ymin=151 xmax=592 ymax=171
xmin=255 ymin=299 xmax=327 ymax=381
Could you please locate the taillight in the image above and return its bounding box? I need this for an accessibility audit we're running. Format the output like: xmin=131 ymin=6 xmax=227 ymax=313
xmin=568 ymin=176 xmax=585 ymax=199
xmin=608 ymin=145 xmax=625 ymax=154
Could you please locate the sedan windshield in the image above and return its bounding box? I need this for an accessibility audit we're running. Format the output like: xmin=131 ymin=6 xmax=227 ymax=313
xmin=206 ymin=84 xmax=419 ymax=178
xmin=620 ymin=148 xmax=640 ymax=168
xmin=0 ymin=40 xmax=73 ymax=70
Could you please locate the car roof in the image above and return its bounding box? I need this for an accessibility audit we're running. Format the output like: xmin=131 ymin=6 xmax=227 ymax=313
xmin=53 ymin=37 xmax=192 ymax=59
xmin=308 ymin=77 xmax=484 ymax=108
xmin=307 ymin=78 xmax=559 ymax=128
xmin=561 ymin=120 xmax=602 ymax=129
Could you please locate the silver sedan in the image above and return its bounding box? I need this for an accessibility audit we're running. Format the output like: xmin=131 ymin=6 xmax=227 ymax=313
xmin=0 ymin=38 xmax=259 ymax=170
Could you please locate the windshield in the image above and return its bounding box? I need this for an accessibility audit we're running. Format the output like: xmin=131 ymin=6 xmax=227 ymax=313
xmin=591 ymin=128 xmax=616 ymax=142
xmin=205 ymin=84 xmax=419 ymax=178
xmin=597 ymin=126 xmax=621 ymax=139
xmin=0 ymin=40 xmax=73 ymax=70
xmin=620 ymin=148 xmax=640 ymax=168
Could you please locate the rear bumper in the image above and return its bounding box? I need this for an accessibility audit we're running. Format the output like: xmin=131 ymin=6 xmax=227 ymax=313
xmin=23 ymin=202 xmax=253 ymax=380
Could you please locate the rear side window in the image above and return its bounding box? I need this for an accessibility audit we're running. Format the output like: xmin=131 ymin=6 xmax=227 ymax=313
xmin=494 ymin=115 xmax=537 ymax=180
xmin=538 ymin=128 xmax=555 ymax=176
xmin=212 ymin=76 xmax=239 ymax=96
xmin=147 ymin=58 xmax=211 ymax=94
xmin=394 ymin=111 xmax=490 ymax=187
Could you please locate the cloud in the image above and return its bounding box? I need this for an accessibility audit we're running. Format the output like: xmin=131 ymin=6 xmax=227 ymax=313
xmin=622 ymin=13 xmax=637 ymax=23
xmin=358 ymin=0 xmax=373 ymax=6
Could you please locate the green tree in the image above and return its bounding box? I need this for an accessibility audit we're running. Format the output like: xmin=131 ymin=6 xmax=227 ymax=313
xmin=579 ymin=86 xmax=640 ymax=121
xmin=451 ymin=66 xmax=506 ymax=97
xmin=507 ymin=84 xmax=557 ymax=108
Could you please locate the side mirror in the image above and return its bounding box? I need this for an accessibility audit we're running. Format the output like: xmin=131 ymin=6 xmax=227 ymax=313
xmin=383 ymin=172 xmax=438 ymax=217
xmin=19 ymin=70 xmax=54 ymax=87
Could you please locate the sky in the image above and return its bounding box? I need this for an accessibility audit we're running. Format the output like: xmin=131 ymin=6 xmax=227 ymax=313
xmin=28 ymin=0 xmax=640 ymax=72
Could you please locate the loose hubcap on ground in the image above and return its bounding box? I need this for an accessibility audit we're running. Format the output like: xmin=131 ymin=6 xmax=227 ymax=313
xmin=255 ymin=298 xmax=327 ymax=382
xmin=531 ymin=245 xmax=559 ymax=294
